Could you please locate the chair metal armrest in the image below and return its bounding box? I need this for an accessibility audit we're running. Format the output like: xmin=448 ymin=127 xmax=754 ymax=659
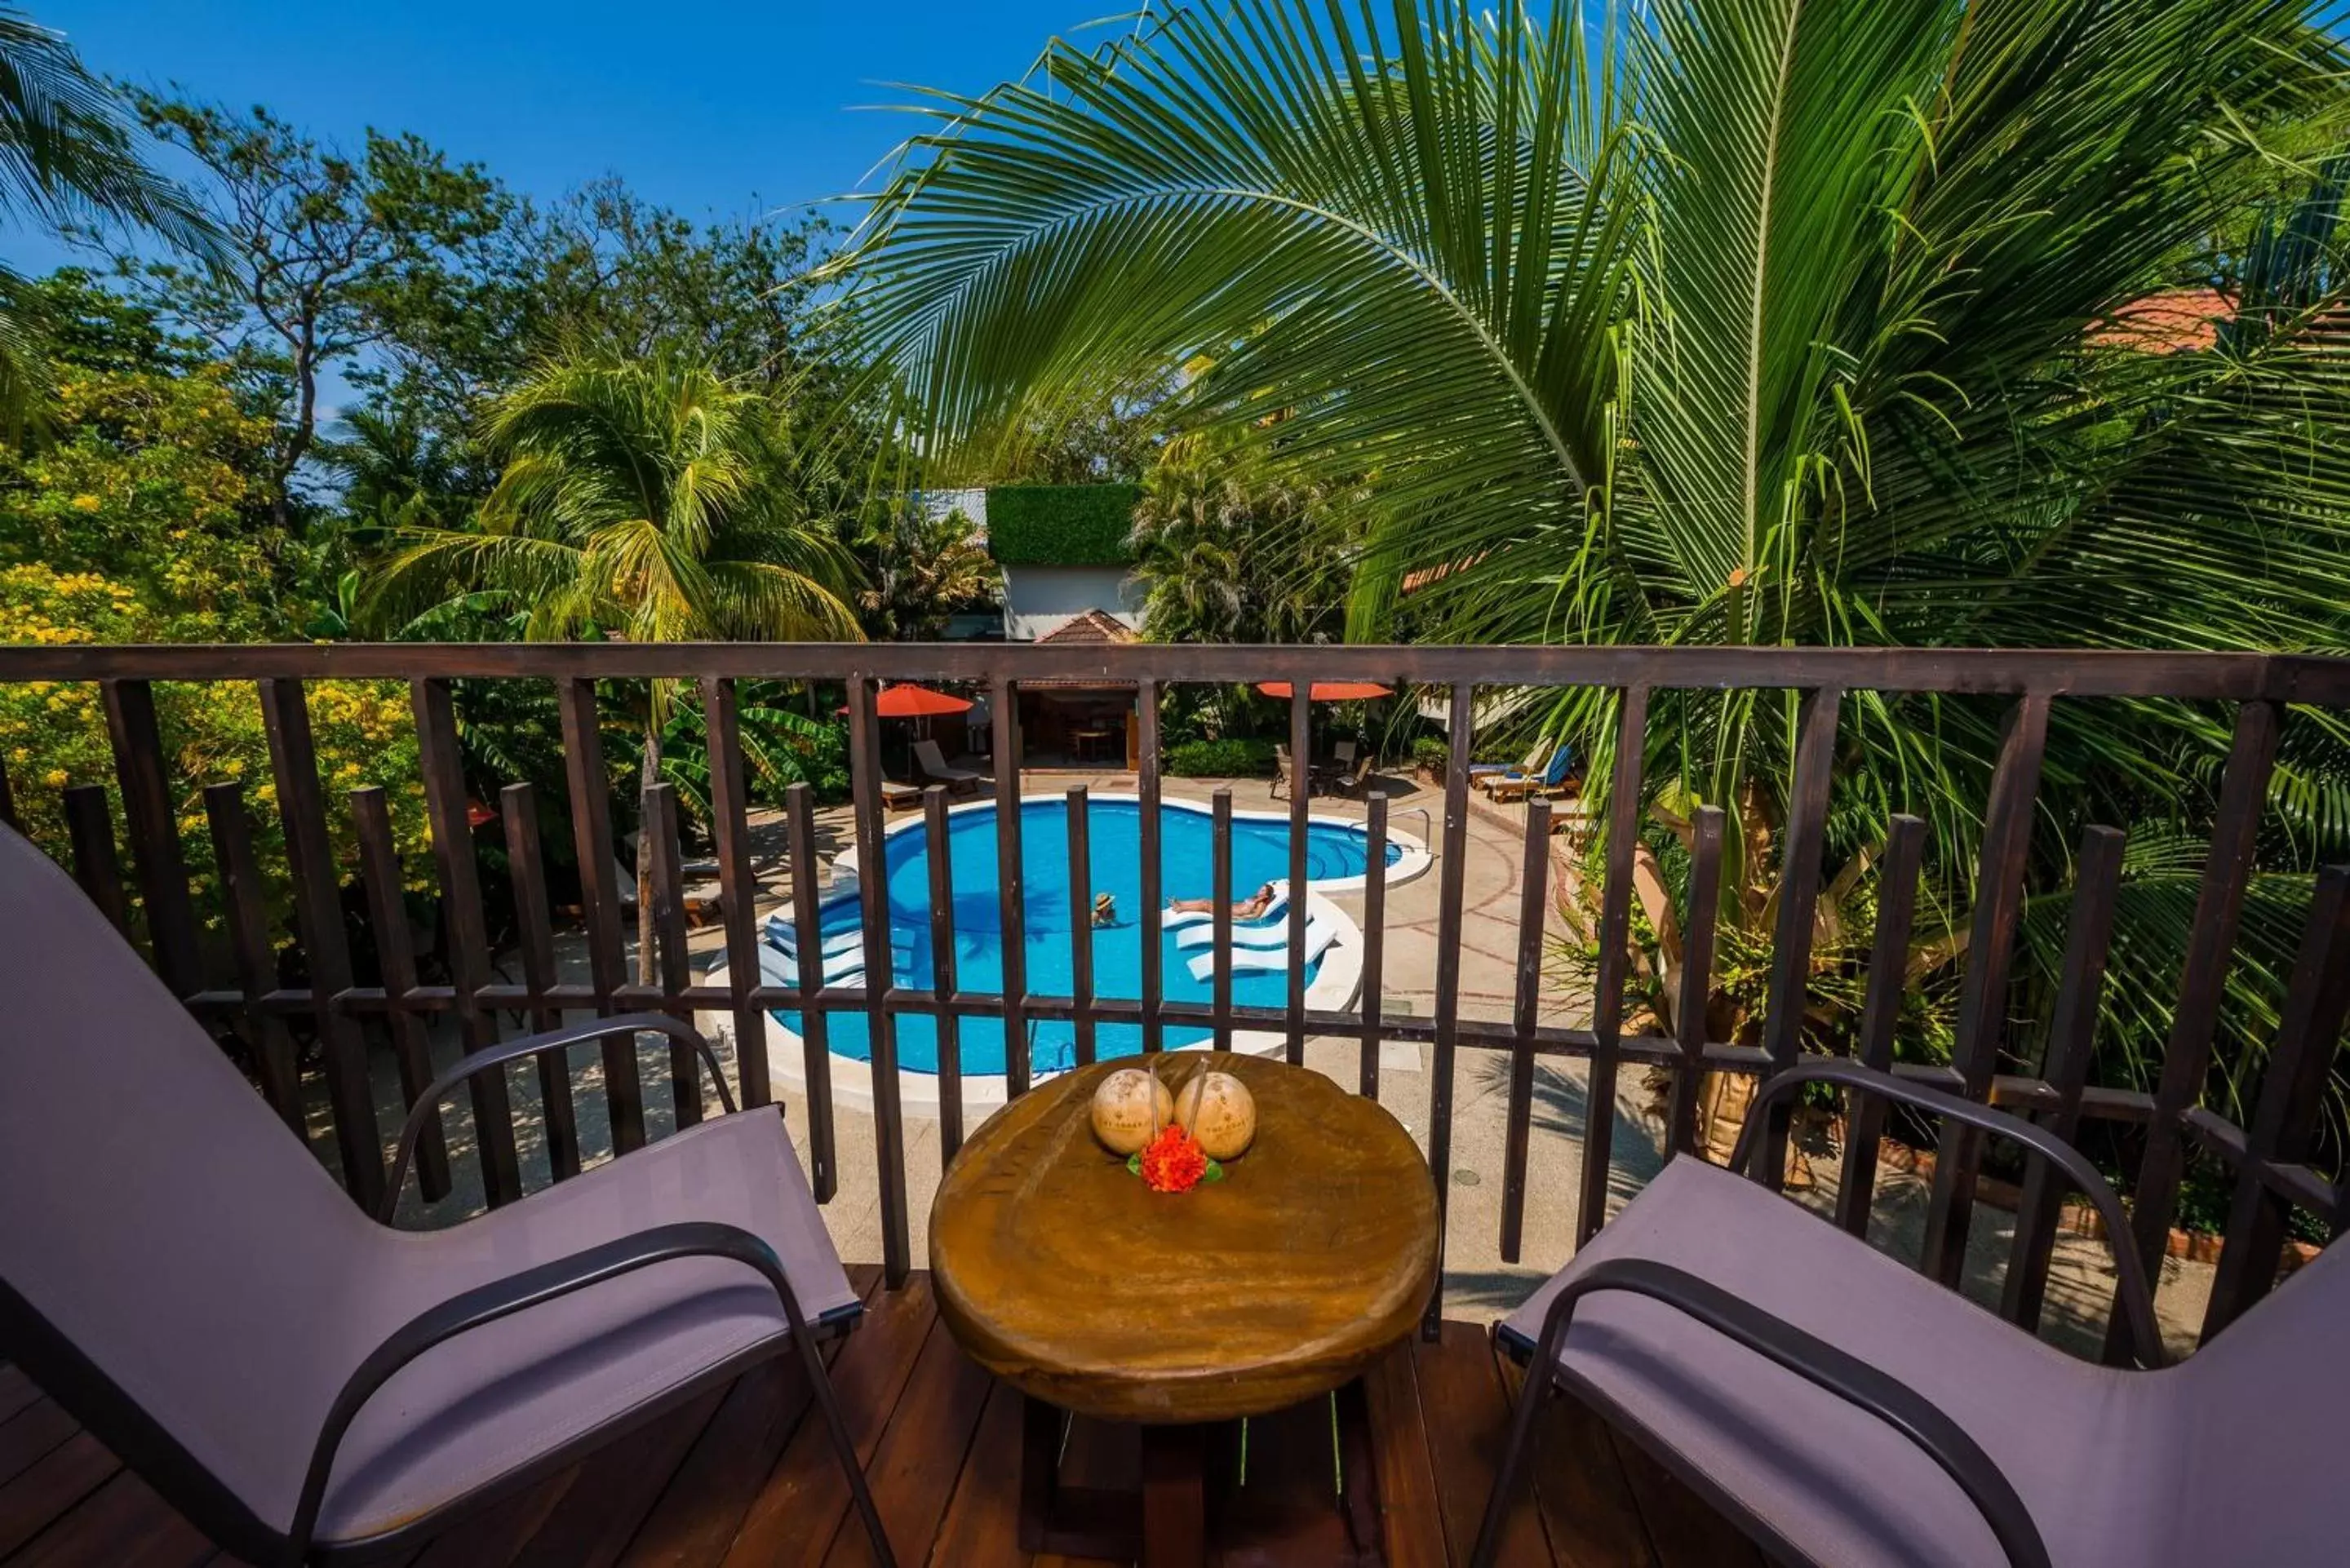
xmin=286 ymin=1220 xmax=803 ymax=1560
xmin=1730 ymin=1058 xmax=2164 ymax=1368
xmin=379 ymin=1013 xmax=738 ymax=1222
xmin=1510 ymin=1256 xmax=2052 ymax=1568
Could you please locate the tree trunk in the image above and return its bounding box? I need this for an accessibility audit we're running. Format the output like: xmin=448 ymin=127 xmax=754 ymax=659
xmin=636 ymin=724 xmax=661 ymax=986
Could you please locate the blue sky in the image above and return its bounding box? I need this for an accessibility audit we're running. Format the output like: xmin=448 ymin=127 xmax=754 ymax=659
xmin=20 ymin=1 xmax=1141 ymax=268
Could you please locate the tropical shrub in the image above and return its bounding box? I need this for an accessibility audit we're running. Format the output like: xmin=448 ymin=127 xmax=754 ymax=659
xmin=1165 ymin=737 xmax=1278 ymax=777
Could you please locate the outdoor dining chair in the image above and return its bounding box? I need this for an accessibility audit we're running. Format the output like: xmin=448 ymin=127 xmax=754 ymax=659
xmin=1474 ymin=1057 xmax=2346 ymax=1567
xmin=0 ymin=823 xmax=897 ymax=1568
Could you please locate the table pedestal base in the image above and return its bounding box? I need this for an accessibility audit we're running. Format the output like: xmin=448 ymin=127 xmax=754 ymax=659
xmin=1018 ymin=1384 xmax=1386 ymax=1568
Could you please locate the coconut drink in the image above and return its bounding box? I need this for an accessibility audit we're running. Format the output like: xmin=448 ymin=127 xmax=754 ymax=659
xmin=1173 ymin=1070 xmax=1257 ymax=1161
xmin=1089 ymin=1067 xmax=1173 ymax=1156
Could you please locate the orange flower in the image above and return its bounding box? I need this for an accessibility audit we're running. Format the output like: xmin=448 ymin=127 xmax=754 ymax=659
xmin=1138 ymin=1123 xmax=1210 ymax=1194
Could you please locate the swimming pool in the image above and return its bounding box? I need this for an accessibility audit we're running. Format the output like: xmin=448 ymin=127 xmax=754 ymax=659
xmin=764 ymin=794 xmax=1427 ymax=1080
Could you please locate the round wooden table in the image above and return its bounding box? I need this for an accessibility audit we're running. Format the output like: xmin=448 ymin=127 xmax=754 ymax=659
xmin=930 ymin=1052 xmax=1439 ymax=1566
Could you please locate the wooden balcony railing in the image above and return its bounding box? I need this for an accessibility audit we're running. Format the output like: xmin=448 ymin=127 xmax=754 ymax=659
xmin=2 ymin=640 xmax=2345 ymax=1361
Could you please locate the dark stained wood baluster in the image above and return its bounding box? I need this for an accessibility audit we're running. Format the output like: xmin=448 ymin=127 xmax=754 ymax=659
xmin=1287 ymin=685 xmax=1311 ymax=1063
xmin=1669 ymin=805 xmax=1727 ymax=1158
xmin=100 ymin=679 xmax=202 ymax=995
xmin=786 ymin=781 xmax=836 ymax=1201
xmin=2110 ymin=698 xmax=2281 ymax=1362
xmin=259 ymin=678 xmax=384 ymax=1211
xmin=991 ymin=676 xmax=1030 ymax=1096
xmin=501 ymin=782 xmax=580 ymax=1180
xmin=202 ymin=781 xmax=303 ymax=1132
xmin=847 ymin=677 xmax=911 ymax=1285
xmin=1754 ymin=685 xmax=1844 ymax=1198
xmin=1424 ymin=682 xmax=1474 ymax=1335
xmin=2003 ymin=825 xmax=2125 ymax=1332
xmin=557 ymin=675 xmax=645 ymax=1154
xmin=1359 ymin=791 xmax=1389 ymax=1099
xmin=1576 ymin=684 xmax=1649 ymax=1245
xmin=1833 ymin=813 xmax=1926 ymax=1237
xmin=0 ymin=749 xmax=16 ymax=830
xmin=351 ymin=786 xmax=453 ymax=1203
xmin=1212 ymin=786 xmax=1235 ymax=1050
xmin=412 ymin=677 xmax=524 ymax=1207
xmin=62 ymin=784 xmax=128 ymax=937
xmin=1500 ymin=799 xmax=1552 ymax=1263
xmin=699 ymin=675 xmax=771 ymax=1109
xmin=1137 ymin=678 xmax=1164 ymax=1053
xmin=925 ymin=786 xmax=964 ymax=1158
xmin=2201 ymin=865 xmax=2350 ymax=1339
xmin=643 ymin=782 xmax=698 ymax=1126
xmin=1922 ymin=692 xmax=2049 ymax=1283
xmin=1066 ymin=784 xmax=1096 ymax=1066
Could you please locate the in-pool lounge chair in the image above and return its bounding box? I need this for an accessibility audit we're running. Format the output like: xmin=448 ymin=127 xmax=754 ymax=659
xmin=764 ymin=912 xmax=869 ymax=960
xmin=1164 ymin=881 xmax=1289 ymax=932
xmin=0 ymin=824 xmax=897 ymax=1568
xmin=1186 ymin=915 xmax=1341 ymax=981
xmin=1473 ymin=1056 xmax=2350 ymax=1568
xmin=912 ymin=738 xmax=985 ymax=795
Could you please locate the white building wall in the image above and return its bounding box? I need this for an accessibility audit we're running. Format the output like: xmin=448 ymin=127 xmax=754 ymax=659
xmin=1000 ymin=566 xmax=1146 ymax=641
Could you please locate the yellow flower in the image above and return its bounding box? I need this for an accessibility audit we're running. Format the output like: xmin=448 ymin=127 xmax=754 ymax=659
xmin=42 ymin=769 xmax=68 ymax=789
xmin=69 ymin=494 xmax=101 ymax=512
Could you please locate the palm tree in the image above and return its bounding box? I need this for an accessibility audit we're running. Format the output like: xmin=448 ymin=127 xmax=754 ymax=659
xmin=371 ymin=350 xmax=863 ymax=980
xmin=0 ymin=7 xmax=214 ymax=419
xmin=829 ymin=0 xmax=2350 ymax=1106
xmin=858 ymin=503 xmax=999 ymax=640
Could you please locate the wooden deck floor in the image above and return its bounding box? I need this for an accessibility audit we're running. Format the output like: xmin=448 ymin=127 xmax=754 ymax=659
xmin=0 ymin=1269 xmax=1758 ymax=1568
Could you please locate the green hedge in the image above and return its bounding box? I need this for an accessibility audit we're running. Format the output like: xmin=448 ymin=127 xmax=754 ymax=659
xmin=1165 ymin=737 xmax=1279 ymax=777
xmin=987 ymin=484 xmax=1142 ymax=567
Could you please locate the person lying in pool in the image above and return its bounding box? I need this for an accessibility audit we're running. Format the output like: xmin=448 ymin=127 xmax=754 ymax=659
xmin=1168 ymin=881 xmax=1279 ymax=919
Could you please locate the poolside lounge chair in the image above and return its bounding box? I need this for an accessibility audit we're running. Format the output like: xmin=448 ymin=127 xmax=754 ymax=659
xmin=1186 ymin=915 xmax=1341 ymax=981
xmin=1174 ymin=916 xmax=1295 ymax=951
xmin=1468 ymin=1057 xmax=2330 ymax=1568
xmin=912 ymin=738 xmax=984 ymax=795
xmin=0 ymin=823 xmax=897 ymax=1568
xmin=1469 ymin=737 xmax=1553 ymax=782
xmin=1482 ymin=743 xmax=1574 ymax=802
xmin=1163 ymin=882 xmax=1290 ymax=931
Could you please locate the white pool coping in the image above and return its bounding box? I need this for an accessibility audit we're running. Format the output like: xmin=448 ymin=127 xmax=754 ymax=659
xmin=698 ymin=790 xmax=1429 ymax=1118
xmin=827 ymin=790 xmax=1433 ymax=893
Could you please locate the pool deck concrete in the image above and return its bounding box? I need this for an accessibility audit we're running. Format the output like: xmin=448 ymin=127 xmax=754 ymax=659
xmin=338 ymin=764 xmax=2218 ymax=1364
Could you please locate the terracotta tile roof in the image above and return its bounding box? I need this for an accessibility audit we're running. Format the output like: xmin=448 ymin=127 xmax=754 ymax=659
xmin=1400 ymin=553 xmax=1488 ymax=595
xmin=1035 ymin=609 xmax=1137 ymax=644
xmin=2089 ymin=288 xmax=2237 ymax=354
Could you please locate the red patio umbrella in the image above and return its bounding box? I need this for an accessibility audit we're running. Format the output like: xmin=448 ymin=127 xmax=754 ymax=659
xmin=837 ymin=683 xmax=973 ymax=719
xmin=1254 ymin=680 xmax=1394 ymax=702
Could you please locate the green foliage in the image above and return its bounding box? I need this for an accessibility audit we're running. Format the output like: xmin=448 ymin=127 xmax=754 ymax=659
xmin=0 ymin=9 xmax=213 ymax=423
xmin=1411 ymin=737 xmax=1451 ymax=774
xmin=1165 ymin=737 xmax=1278 ymax=777
xmin=985 ymin=483 xmax=1140 ymax=566
xmin=836 ymin=0 xmax=2350 ymax=1113
xmin=1127 ymin=434 xmax=1354 ymax=646
xmin=858 ymin=504 xmax=1000 ymax=640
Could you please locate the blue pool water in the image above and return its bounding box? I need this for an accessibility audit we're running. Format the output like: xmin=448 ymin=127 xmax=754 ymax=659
xmin=770 ymin=796 xmax=1400 ymax=1074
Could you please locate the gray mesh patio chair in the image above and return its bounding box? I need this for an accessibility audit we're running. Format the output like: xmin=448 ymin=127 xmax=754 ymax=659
xmin=0 ymin=824 xmax=896 ymax=1567
xmin=1477 ymin=1057 xmax=2346 ymax=1568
